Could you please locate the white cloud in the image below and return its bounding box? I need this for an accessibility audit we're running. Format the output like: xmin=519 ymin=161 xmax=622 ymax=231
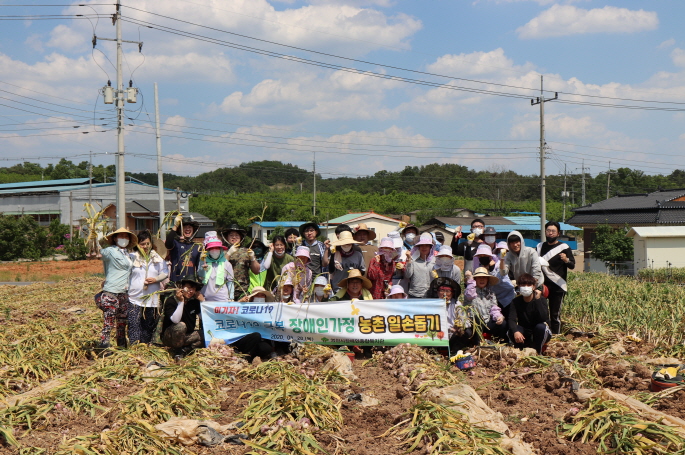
xmin=671 ymin=48 xmax=685 ymax=68
xmin=517 ymin=5 xmax=658 ymax=39
xmin=427 ymin=48 xmax=534 ymax=76
xmin=510 ymin=113 xmax=607 ymax=139
xmin=46 ymin=24 xmax=86 ymax=51
xmin=658 ymin=38 xmax=676 ymax=49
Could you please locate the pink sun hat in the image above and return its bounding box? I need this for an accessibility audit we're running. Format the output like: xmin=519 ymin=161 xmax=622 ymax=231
xmin=295 ymin=246 xmax=311 ymax=259
xmin=204 ymin=231 xmax=227 ymax=250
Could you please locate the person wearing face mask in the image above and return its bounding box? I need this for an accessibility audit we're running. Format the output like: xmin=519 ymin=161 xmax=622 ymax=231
xmin=458 ymin=267 xmax=508 ymax=347
xmin=432 ymin=245 xmax=462 ymax=284
xmin=508 ymin=273 xmax=552 ymax=354
xmin=367 ymin=237 xmax=399 ymax=299
xmin=277 ymin=246 xmax=313 ymax=303
xmin=451 ymin=219 xmax=485 ymax=273
xmin=536 ymin=221 xmax=575 ymax=334
xmin=405 ymin=233 xmax=437 ymax=299
xmin=329 ymin=269 xmax=373 ymax=301
xmin=165 ymin=215 xmax=202 ymax=285
xmin=353 ymin=223 xmax=378 ymax=274
xmin=127 ymin=230 xmax=168 ymax=345
xmin=298 ymin=221 xmax=331 ymax=275
xmin=329 ymin=231 xmax=365 ymax=292
xmin=198 ymin=231 xmax=234 ymax=302
xmin=472 ymin=244 xmax=516 ymax=313
xmin=312 ymin=275 xmax=331 ymax=302
xmin=221 ymin=224 xmax=261 ymax=301
xmin=479 ymin=227 xmax=498 ymax=251
xmin=262 ymin=236 xmax=294 ymax=292
xmin=401 ymin=224 xmax=420 ymax=253
xmin=98 ymin=227 xmax=137 ymax=350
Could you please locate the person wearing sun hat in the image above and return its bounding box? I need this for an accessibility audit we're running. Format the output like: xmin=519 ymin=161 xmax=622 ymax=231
xmin=457 ymin=267 xmax=508 ymax=347
xmin=97 ymin=227 xmax=138 ymax=350
xmin=367 ymin=237 xmax=399 ymax=299
xmin=387 ymin=284 xmax=408 ymax=299
xmin=472 ymin=243 xmax=516 ymax=311
xmin=198 ymin=231 xmax=234 ymax=302
xmin=405 ymin=233 xmax=436 ymax=298
xmin=161 ymin=274 xmax=206 ymax=358
xmin=428 ymin=277 xmax=466 ymax=351
xmin=329 ymin=231 xmax=365 ymax=292
xmin=312 ymin=275 xmax=331 ymax=302
xmin=298 ymin=221 xmax=330 ymax=275
xmin=328 ymin=269 xmax=373 ymax=301
xmin=432 ymin=245 xmax=462 ymax=284
xmin=400 ymin=223 xmax=420 ymax=256
xmin=353 ymin=223 xmax=378 ymax=273
xmin=165 ymin=215 xmax=202 ymax=285
xmin=221 ymin=223 xmax=261 ymax=301
xmin=276 ymin=246 xmax=313 ymax=303
xmin=387 ymin=230 xmax=409 ymax=289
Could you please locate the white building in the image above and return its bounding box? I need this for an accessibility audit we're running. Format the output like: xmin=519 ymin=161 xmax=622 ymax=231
xmin=626 ymin=226 xmax=685 ymax=273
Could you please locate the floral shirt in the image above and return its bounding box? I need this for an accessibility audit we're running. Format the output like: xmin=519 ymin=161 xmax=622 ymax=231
xmin=366 ymin=255 xmax=395 ymax=300
xmin=229 ymin=247 xmax=252 ymax=299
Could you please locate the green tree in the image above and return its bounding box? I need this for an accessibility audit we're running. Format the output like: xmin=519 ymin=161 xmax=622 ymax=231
xmin=591 ymin=224 xmax=633 ymax=262
xmin=0 ymin=215 xmax=52 ymax=260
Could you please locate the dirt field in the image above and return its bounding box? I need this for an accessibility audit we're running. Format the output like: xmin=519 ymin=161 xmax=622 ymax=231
xmin=0 ymin=259 xmax=102 ymax=282
xmin=0 ymin=277 xmax=683 ymax=454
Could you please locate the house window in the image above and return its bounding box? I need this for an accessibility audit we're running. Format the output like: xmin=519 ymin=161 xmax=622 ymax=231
xmin=135 ymin=219 xmax=147 ymax=232
xmin=151 ymin=220 xmax=160 ymax=234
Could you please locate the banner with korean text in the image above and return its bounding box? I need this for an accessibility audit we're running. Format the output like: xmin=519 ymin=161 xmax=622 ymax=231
xmin=200 ymin=299 xmax=449 ymax=347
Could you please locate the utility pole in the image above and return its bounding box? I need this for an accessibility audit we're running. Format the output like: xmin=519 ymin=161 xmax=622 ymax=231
xmin=69 ymin=192 xmax=73 ymax=240
xmin=562 ymin=164 xmax=567 ymax=223
xmin=581 ymin=159 xmax=587 ymax=206
xmin=176 ymin=187 xmax=181 ymax=212
xmin=606 ymin=161 xmax=616 ymax=200
xmin=313 ymin=151 xmax=317 ymax=217
xmin=96 ymin=1 xmax=142 ymax=229
xmin=88 ymin=151 xmax=93 ymax=207
xmin=531 ymin=75 xmax=558 ymax=240
xmin=154 ymin=82 xmax=166 ymax=239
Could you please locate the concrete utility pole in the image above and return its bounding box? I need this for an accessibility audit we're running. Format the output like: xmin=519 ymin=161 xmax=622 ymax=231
xmin=88 ymin=151 xmax=93 ymax=207
xmin=530 ymin=75 xmax=558 ymax=240
xmin=154 ymin=83 xmax=166 ymax=239
xmin=562 ymin=163 xmax=567 ymax=223
xmin=606 ymin=161 xmax=617 ymax=200
xmin=96 ymin=2 xmax=142 ymax=229
xmin=581 ymin=160 xmax=587 ymax=206
xmin=313 ymin=151 xmax=317 ymax=217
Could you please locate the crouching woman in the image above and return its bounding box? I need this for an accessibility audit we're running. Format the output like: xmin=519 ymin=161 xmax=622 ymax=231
xmin=508 ymin=273 xmax=552 ymax=354
xmin=453 ymin=267 xmax=508 ymax=348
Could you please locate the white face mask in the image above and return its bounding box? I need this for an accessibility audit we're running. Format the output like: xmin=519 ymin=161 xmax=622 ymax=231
xmin=315 ymin=288 xmax=324 ymax=297
xmin=117 ymin=237 xmax=129 ymax=248
xmin=437 ymin=257 xmax=453 ymax=270
xmin=484 ymin=235 xmax=496 ymax=244
xmin=253 ymin=297 xmax=266 ymax=303
xmin=341 ymin=245 xmax=353 ymax=253
xmin=472 ymin=228 xmax=483 ymax=236
xmin=281 ymin=293 xmax=291 ymax=300
xmin=405 ymin=233 xmax=416 ymax=244
xmin=209 ymin=249 xmax=221 ymax=259
xmin=382 ymin=252 xmax=393 ymax=262
xmin=519 ymin=286 xmax=533 ymax=297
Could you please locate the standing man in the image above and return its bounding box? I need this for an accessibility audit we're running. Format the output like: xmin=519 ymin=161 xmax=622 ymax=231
xmin=537 ymin=221 xmax=575 ymax=334
xmin=451 ymin=218 xmax=485 ymax=273
xmin=298 ymin=221 xmax=330 ymax=275
xmin=353 ymin=223 xmax=378 ymax=274
xmin=165 ymin=215 xmax=202 ymax=285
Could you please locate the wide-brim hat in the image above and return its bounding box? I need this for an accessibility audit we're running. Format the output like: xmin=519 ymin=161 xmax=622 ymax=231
xmin=354 ymin=223 xmax=377 ymax=241
xmin=338 ymin=268 xmax=372 ymax=290
xmin=387 ymin=230 xmax=403 ymax=248
xmin=331 ymin=231 xmax=362 ymax=247
xmin=177 ymin=216 xmax=200 ymax=234
xmin=387 ymin=284 xmax=407 ymax=298
xmin=402 ymin=224 xmax=419 ymax=237
xmin=106 ymin=227 xmax=138 ymax=248
xmin=415 ymin=233 xmax=434 ymax=247
xmin=436 ymin=245 xmax=453 ymax=257
xmin=295 ymin=246 xmax=311 ymax=260
xmin=478 ymin=226 xmax=497 ymax=240
xmin=221 ymin=224 xmax=246 ymax=241
xmin=204 ymin=230 xmax=228 ymax=250
xmin=495 ymin=241 xmax=508 ymax=251
xmin=299 ymin=222 xmax=320 ymax=237
xmin=474 ymin=243 xmax=493 ymax=257
xmin=178 ymin=275 xmax=203 ymax=289
xmin=314 ymin=275 xmax=329 ymax=286
xmin=153 ymin=236 xmax=168 ymax=257
xmin=247 ymin=286 xmax=275 ymax=302
xmin=473 ymin=267 xmax=499 ymax=286
xmin=430 ymin=277 xmax=462 ymax=299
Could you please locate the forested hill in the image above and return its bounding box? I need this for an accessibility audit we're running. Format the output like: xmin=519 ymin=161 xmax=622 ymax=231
xmin=4 ymin=159 xmax=685 ymax=206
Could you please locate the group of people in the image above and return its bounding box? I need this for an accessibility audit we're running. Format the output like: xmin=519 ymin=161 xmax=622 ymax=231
xmin=97 ymin=214 xmax=575 ymax=359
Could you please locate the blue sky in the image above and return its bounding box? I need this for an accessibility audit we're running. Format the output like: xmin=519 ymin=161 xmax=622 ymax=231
xmin=1 ymin=0 xmax=684 ymax=181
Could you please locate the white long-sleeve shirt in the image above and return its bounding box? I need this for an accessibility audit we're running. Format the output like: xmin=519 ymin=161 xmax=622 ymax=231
xmin=128 ymin=250 xmax=168 ymax=308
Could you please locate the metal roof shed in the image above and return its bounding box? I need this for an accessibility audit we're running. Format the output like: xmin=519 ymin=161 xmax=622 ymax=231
xmin=626 ymin=226 xmax=685 ymax=274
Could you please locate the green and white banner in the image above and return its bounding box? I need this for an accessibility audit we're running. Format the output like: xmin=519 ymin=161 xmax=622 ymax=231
xmin=201 ymin=299 xmax=449 ymax=347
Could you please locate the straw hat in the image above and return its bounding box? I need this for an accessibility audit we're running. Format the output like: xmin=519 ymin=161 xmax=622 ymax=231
xmin=472 ymin=267 xmax=500 ymax=286
xmin=152 ymin=236 xmax=168 ymax=258
xmin=331 ymin=231 xmax=362 ymax=247
xmin=337 ymin=268 xmax=372 ymax=290
xmin=106 ymin=227 xmax=138 ymax=248
xmin=354 ymin=223 xmax=377 ymax=241
xmin=247 ymin=286 xmax=275 ymax=302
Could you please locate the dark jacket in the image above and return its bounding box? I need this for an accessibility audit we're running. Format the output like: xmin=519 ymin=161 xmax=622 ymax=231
xmin=165 ymin=229 xmax=202 ymax=282
xmin=537 ymin=242 xmax=575 ymax=293
xmin=507 ymin=295 xmax=550 ymax=334
xmin=451 ymin=237 xmax=478 ymax=261
xmin=162 ymin=293 xmax=202 ymax=335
